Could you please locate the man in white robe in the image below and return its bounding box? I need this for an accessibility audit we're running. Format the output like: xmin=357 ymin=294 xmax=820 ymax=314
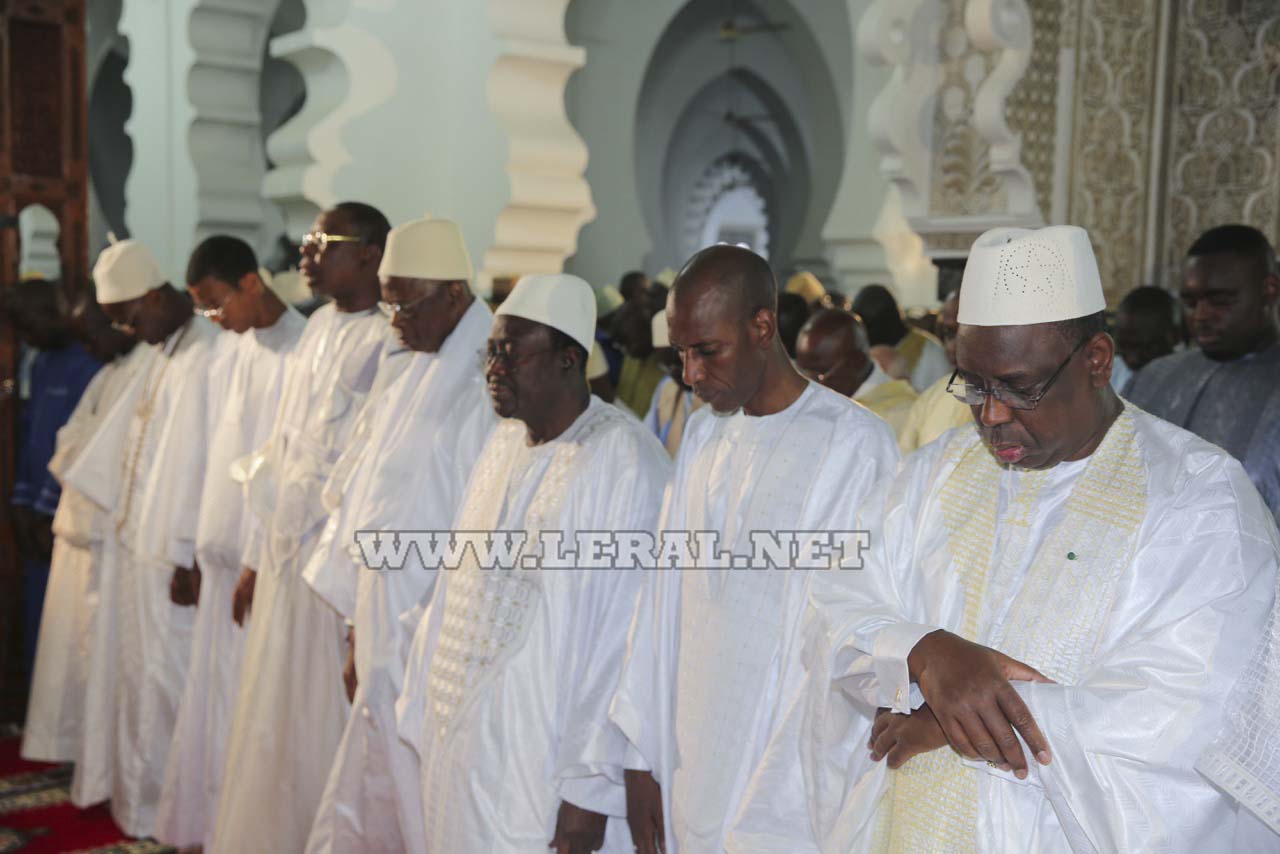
xmin=395 ymin=273 xmax=671 ymax=853
xmin=21 ymin=299 xmax=144 ymax=762
xmin=62 ymin=239 xmax=223 ymax=837
xmin=727 ymin=226 xmax=1280 ymax=853
xmin=152 ymin=235 xmax=306 ymax=848
xmin=209 ymin=202 xmax=394 ymax=853
xmin=303 ymin=219 xmax=496 ymax=853
xmin=610 ymin=245 xmax=899 ymax=854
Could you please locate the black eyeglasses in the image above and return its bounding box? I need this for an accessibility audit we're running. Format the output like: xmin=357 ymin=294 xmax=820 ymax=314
xmin=946 ymin=336 xmax=1088 ymax=411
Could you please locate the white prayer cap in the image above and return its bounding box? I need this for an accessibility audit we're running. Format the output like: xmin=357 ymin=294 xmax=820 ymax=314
xmin=496 ymin=273 xmax=597 ymax=352
xmin=93 ymin=239 xmax=164 ymax=304
xmin=378 ymin=217 xmax=473 ymax=284
xmin=587 ymin=342 xmax=608 ymax=380
xmin=958 ymin=226 xmax=1105 ymax=326
xmin=595 ymin=285 xmax=624 ymax=317
xmin=651 ymin=309 xmax=670 ymax=348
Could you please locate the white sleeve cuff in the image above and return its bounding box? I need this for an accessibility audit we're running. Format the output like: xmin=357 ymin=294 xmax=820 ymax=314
xmin=623 ymin=741 xmax=651 ymax=773
xmin=872 ymin=622 xmax=939 ymax=713
xmin=559 ymin=774 xmax=626 ymax=818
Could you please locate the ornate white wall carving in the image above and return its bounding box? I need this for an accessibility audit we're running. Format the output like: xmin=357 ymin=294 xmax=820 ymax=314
xmin=859 ymin=0 xmax=1044 ymax=262
xmin=1004 ymin=0 xmax=1065 ymax=223
xmin=1067 ymin=0 xmax=1160 ymax=300
xmin=262 ymin=5 xmax=396 ymax=239
xmin=483 ymin=0 xmax=595 ymax=277
xmin=188 ymin=0 xmax=281 ymax=247
xmin=1163 ymin=0 xmax=1280 ymax=275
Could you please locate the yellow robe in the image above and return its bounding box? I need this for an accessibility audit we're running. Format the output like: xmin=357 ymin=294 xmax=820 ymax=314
xmin=897 ymin=374 xmax=972 ymax=453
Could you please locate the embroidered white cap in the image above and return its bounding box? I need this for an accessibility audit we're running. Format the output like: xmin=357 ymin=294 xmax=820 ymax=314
xmin=651 ymin=308 xmax=670 ymax=349
xmin=958 ymin=226 xmax=1105 ymax=326
xmin=93 ymin=239 xmax=164 ymax=304
xmin=587 ymin=341 xmax=608 ymax=380
xmin=378 ymin=217 xmax=473 ymax=285
xmin=496 ymin=273 xmax=597 ymax=352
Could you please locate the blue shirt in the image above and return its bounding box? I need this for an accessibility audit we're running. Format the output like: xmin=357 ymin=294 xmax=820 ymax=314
xmin=13 ymin=342 xmax=102 ymax=516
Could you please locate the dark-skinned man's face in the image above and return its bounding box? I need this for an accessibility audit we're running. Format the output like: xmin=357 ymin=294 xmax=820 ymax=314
xmin=103 ymin=291 xmax=176 ymax=346
xmin=190 ymin=274 xmax=254 ymax=334
xmin=794 ymin=326 xmax=866 ymax=398
xmin=667 ymin=284 xmax=770 ymax=414
xmin=955 ymin=322 xmax=1114 ymax=470
xmin=71 ymin=302 xmax=133 ymax=362
xmin=9 ymin=289 xmax=65 ymax=350
xmin=611 ymin=303 xmax=653 ymax=359
xmin=381 ymin=277 xmax=465 ymax=353
xmin=300 ymin=209 xmax=370 ymax=302
xmin=1114 ymin=308 xmax=1178 ymax=372
xmin=485 ymin=315 xmax=573 ymax=422
xmin=1180 ymin=253 xmax=1278 ymax=361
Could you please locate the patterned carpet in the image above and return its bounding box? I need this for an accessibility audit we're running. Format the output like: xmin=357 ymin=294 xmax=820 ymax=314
xmin=0 ymin=737 xmax=175 ymax=854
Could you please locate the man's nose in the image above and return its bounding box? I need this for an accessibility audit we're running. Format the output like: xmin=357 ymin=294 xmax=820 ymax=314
xmin=681 ymin=353 xmax=703 ymax=387
xmin=978 ymin=392 xmax=1014 ymax=427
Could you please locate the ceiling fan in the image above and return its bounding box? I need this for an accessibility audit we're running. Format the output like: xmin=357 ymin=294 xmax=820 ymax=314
xmin=706 ymin=1 xmax=787 ymax=129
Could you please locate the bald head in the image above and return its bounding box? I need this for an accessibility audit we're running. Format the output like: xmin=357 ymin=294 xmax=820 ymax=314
xmin=667 ymin=244 xmax=805 ymax=414
xmin=801 ymin=309 xmax=869 ymax=352
xmin=794 ymin=309 xmax=873 ymax=397
xmin=671 ymin=244 xmax=776 ymax=321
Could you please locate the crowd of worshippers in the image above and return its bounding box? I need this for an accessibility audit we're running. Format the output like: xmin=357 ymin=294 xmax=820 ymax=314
xmin=6 ymin=205 xmax=1280 ymax=854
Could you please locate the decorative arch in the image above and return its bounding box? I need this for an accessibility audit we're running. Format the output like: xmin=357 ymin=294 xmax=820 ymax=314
xmin=683 ymin=153 xmax=773 ymax=260
xmin=86 ymin=0 xmax=128 ymax=256
xmin=564 ymin=0 xmax=852 ymax=285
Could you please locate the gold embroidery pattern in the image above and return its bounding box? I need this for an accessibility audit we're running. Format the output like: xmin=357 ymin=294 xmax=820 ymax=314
xmin=873 ymin=410 xmax=1144 ymax=852
xmin=426 ymin=404 xmax=626 ymax=738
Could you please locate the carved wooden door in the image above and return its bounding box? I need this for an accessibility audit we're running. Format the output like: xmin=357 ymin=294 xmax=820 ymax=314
xmin=0 ymin=0 xmax=88 ymax=722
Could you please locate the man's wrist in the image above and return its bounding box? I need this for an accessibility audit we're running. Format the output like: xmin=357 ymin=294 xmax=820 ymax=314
xmin=906 ymin=628 xmax=947 ymax=682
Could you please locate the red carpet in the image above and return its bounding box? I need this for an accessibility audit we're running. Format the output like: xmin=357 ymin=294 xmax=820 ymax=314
xmin=0 ymin=738 xmax=173 ymax=853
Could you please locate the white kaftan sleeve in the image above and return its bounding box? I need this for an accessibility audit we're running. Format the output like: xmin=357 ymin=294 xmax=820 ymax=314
xmin=965 ymin=478 xmax=1279 ymax=852
xmin=556 ymin=428 xmax=671 ymax=817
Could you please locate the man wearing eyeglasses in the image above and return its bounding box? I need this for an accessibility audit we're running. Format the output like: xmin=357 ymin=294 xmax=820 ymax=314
xmin=395 ymin=273 xmax=670 ymax=854
xmin=153 ymin=235 xmax=306 ymax=850
xmin=210 ymin=202 xmax=394 ymax=854
xmin=301 ymin=218 xmax=496 ymax=854
xmin=728 ymin=225 xmax=1280 ymax=853
xmin=59 ymin=239 xmax=222 ymax=838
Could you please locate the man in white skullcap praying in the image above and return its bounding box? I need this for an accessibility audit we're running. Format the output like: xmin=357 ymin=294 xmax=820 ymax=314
xmin=727 ymin=226 xmax=1280 ymax=853
xmin=394 ymin=273 xmax=671 ymax=853
xmin=303 ymin=218 xmax=497 ymax=854
xmin=62 ymin=239 xmax=223 ymax=837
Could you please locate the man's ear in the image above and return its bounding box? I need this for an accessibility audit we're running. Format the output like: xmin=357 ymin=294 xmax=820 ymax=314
xmin=239 ymin=271 xmax=263 ymax=295
xmin=1087 ymin=331 xmax=1115 ymax=389
xmin=1261 ymin=272 xmax=1279 ymax=307
xmin=751 ymin=307 xmax=777 ymax=350
xmin=361 ymin=244 xmax=384 ymax=270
